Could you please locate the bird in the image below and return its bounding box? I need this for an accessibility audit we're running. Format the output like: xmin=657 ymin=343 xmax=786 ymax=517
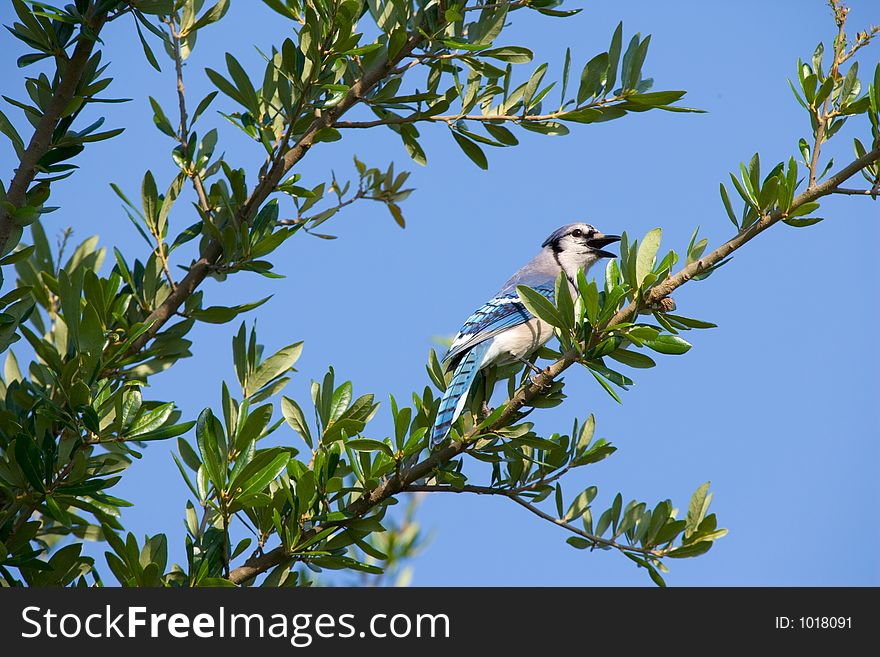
xmin=429 ymin=222 xmax=620 ymax=449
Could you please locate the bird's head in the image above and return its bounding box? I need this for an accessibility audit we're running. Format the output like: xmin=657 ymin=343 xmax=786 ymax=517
xmin=541 ymin=222 xmax=621 ymax=274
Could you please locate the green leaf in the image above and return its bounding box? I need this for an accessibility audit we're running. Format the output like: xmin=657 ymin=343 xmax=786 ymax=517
xmin=79 ymin=303 xmax=104 ymax=356
xmin=576 ymin=414 xmax=595 ymax=452
xmin=559 ymin=108 xmax=603 ymax=123
xmin=642 ymin=564 xmax=666 ymax=587
xmin=787 ymin=201 xmax=820 ymax=218
xmin=663 ymin=314 xmax=717 ymax=329
xmin=668 ymin=541 xmax=713 ymax=559
xmin=329 ymin=382 xmax=353 ymax=422
xmin=141 ymin=170 xmax=158 ymax=228
xmin=840 ymin=61 xmax=859 ymax=105
xmin=205 ymin=68 xmax=246 ymax=106
xmin=191 ymin=297 xmax=271 ymax=324
xmin=262 ymin=0 xmax=298 ymax=19
xmin=604 ymin=23 xmax=623 ymax=95
xmin=554 ymin=271 xmax=575 ymax=330
xmin=586 ymin=360 xmax=632 ymax=388
xmin=149 ymin=97 xmax=176 ymax=137
xmin=620 ymin=33 xmax=641 ymax=90
xmin=233 ymin=404 xmax=273 ymax=451
xmin=191 ymin=91 xmax=219 ymax=125
xmin=135 ymin=0 xmax=175 ymax=15
xmin=643 ymin=335 xmax=691 ymax=355
xmin=400 ymin=126 xmax=427 ymax=166
xmin=577 ymin=52 xmax=609 ymax=104
xmin=635 ymin=228 xmax=661 ymax=287
xmin=719 ymin=183 xmax=738 ymax=228
xmin=249 ymin=341 xmax=303 ymax=394
xmin=516 ymin=285 xmax=565 ymax=328
xmin=451 ymin=131 xmax=488 ymax=169
xmin=560 ymin=47 xmax=571 ymax=106
xmin=590 ymin=369 xmax=622 ymax=403
xmin=0 ymin=109 xmax=25 ymax=155
xmin=481 ymin=46 xmax=533 ymax=63
xmin=295 ymin=470 xmax=316 ymax=507
xmin=196 ymin=409 xmax=225 ymax=490
xmin=783 ymin=217 xmax=824 ymax=228
xmin=14 ymin=434 xmax=44 ymax=492
xmin=624 ymin=90 xmax=688 ymax=106
xmin=127 ymin=403 xmax=174 ymax=437
xmin=181 ymin=0 xmax=230 ymax=37
xmin=347 ymin=438 xmax=395 ymax=458
xmin=576 ymin=270 xmax=599 ymax=324
xmin=685 ymin=481 xmax=712 ymax=538
xmin=127 ymin=421 xmax=196 ymax=443
xmin=484 ymin=123 xmax=518 ymax=146
xmin=565 ymin=486 xmax=597 ymax=522
xmin=281 ymin=396 xmax=312 ymax=448
xmin=224 ymin=52 xmax=260 ymax=111
xmin=232 ymin=453 xmax=289 ymax=500
xmin=134 ymin=15 xmax=161 ymax=72
xmin=607 ymin=349 xmax=656 ymax=369
xmin=535 ymin=7 xmax=581 ymax=17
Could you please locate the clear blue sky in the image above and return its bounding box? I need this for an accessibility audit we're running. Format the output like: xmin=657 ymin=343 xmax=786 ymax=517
xmin=1 ymin=1 xmax=878 ymax=586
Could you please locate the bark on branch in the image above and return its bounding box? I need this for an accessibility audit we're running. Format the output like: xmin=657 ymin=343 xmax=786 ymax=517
xmin=0 ymin=13 xmax=109 ymax=255
xmin=404 ymin=483 xmax=667 ymax=557
xmin=226 ymin=143 xmax=880 ymax=586
xmin=128 ymin=35 xmax=424 ymax=354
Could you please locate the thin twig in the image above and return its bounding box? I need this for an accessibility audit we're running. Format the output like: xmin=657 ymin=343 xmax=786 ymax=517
xmin=277 ymin=189 xmax=374 ymax=227
xmin=837 ymin=25 xmax=879 ymax=65
xmin=831 ymin=187 xmax=878 ymax=195
xmin=336 ymin=101 xmax=616 ymax=129
xmin=5 ymin=442 xmax=85 ymax=544
xmin=809 ymin=1 xmax=848 ymax=188
xmin=403 ymin=483 xmax=666 ymax=557
xmin=0 ymin=11 xmax=109 ymax=253
xmin=167 ymin=16 xmax=213 ymax=222
xmin=462 ymin=0 xmax=529 ymax=12
xmin=127 ymin=35 xmax=426 ymax=356
xmin=226 ymin=143 xmax=880 ymax=586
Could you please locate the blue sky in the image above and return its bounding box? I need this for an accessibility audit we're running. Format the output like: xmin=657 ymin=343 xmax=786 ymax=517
xmin=1 ymin=0 xmax=878 ymax=586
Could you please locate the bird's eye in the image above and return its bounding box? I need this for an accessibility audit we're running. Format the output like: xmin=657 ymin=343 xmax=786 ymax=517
xmin=571 ymin=229 xmax=583 ymax=238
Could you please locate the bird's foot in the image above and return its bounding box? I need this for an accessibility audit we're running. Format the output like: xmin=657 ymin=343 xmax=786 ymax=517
xmin=515 ymin=355 xmax=543 ymax=375
xmin=528 ymin=369 xmax=553 ymax=391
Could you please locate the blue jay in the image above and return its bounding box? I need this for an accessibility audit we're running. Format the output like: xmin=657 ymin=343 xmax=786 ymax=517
xmin=429 ymin=223 xmax=620 ymax=449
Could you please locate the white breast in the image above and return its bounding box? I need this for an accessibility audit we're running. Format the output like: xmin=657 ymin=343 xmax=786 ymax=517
xmin=483 ymin=317 xmax=554 ymax=367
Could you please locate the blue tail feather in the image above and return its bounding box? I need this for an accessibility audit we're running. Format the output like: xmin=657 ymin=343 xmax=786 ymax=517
xmin=430 ymin=341 xmax=491 ymax=448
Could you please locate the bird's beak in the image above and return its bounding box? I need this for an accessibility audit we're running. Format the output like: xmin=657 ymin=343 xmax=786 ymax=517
xmin=587 ymin=234 xmax=621 ymax=259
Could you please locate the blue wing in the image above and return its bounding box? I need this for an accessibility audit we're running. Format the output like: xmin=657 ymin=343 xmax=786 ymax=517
xmin=442 ymin=285 xmax=554 ymax=370
xmin=430 ymin=340 xmax=492 ymax=448
xmin=430 ymin=274 xmax=556 ymax=448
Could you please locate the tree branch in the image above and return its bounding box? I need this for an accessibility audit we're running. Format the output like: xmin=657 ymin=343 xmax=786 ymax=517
xmin=606 ymin=144 xmax=880 ymax=331
xmin=808 ymin=2 xmax=847 ymax=188
xmin=462 ymin=0 xmax=529 ymax=13
xmin=226 ymin=143 xmax=880 ymax=586
xmin=830 ymin=186 xmax=878 ymax=196
xmin=166 ymin=15 xmax=212 ymax=214
xmin=0 ymin=12 xmax=109 ymax=254
xmin=228 ymin=438 xmax=467 ymax=584
xmin=403 ymin=484 xmax=666 ymax=557
xmin=335 ymin=103 xmax=616 ymax=130
xmin=127 ymin=35 xmax=424 ymax=354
